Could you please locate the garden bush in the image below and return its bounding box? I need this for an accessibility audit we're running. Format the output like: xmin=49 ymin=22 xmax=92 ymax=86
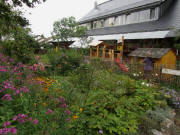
xmin=47 ymin=49 xmax=83 ymax=75
xmin=62 ymin=62 xmax=168 ymax=135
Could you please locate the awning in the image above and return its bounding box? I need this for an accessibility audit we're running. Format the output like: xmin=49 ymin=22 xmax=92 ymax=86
xmin=90 ymin=30 xmax=170 ymax=43
xmin=89 ymin=41 xmax=103 ymax=46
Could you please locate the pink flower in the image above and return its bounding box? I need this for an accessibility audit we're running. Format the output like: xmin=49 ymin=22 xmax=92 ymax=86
xmin=1 ymin=94 xmax=12 ymax=101
xmin=20 ymin=114 xmax=26 ymax=119
xmin=13 ymin=116 xmax=18 ymax=121
xmin=65 ymin=110 xmax=71 ymax=115
xmin=66 ymin=118 xmax=70 ymax=122
xmin=33 ymin=119 xmax=38 ymax=125
xmin=19 ymin=118 xmax=25 ymax=123
xmin=4 ymin=121 xmax=10 ymax=127
xmin=46 ymin=109 xmax=54 ymax=115
xmin=28 ymin=117 xmax=32 ymax=121
xmin=10 ymin=127 xmax=17 ymax=134
xmin=16 ymin=90 xmax=20 ymax=95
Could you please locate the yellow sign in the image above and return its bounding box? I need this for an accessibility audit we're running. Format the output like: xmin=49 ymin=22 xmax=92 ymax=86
xmin=117 ymin=46 xmax=122 ymax=51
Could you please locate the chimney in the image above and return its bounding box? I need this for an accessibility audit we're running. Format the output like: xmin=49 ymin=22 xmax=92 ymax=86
xmin=94 ymin=1 xmax=98 ymax=10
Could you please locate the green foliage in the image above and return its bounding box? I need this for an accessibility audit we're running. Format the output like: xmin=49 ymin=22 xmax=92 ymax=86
xmin=65 ymin=61 xmax=166 ymax=135
xmin=0 ymin=3 xmax=29 ymax=37
xmin=174 ymin=30 xmax=180 ymax=49
xmin=47 ymin=49 xmax=83 ymax=75
xmin=1 ymin=27 xmax=40 ymax=63
xmin=1 ymin=0 xmax=46 ymax=7
xmin=52 ymin=16 xmax=88 ymax=42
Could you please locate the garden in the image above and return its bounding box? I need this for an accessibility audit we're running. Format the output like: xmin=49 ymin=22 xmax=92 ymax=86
xmin=0 ymin=48 xmax=180 ymax=135
xmin=0 ymin=0 xmax=180 ymax=134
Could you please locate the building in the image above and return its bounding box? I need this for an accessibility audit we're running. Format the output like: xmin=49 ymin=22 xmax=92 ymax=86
xmin=79 ymin=0 xmax=180 ymax=59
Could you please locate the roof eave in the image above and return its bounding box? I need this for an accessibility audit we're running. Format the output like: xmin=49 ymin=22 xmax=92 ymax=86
xmin=79 ymin=1 xmax=162 ymax=24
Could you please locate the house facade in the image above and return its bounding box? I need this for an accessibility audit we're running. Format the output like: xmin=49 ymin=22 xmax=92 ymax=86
xmin=79 ymin=0 xmax=180 ymax=58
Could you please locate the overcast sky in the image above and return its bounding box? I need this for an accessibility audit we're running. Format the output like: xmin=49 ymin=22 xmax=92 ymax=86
xmin=23 ymin=0 xmax=107 ymax=37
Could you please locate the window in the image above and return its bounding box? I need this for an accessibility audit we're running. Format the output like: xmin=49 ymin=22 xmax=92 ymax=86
xmin=104 ymin=18 xmax=109 ymax=27
xmin=114 ymin=16 xmax=119 ymax=26
xmin=119 ymin=15 xmax=124 ymax=25
xmin=150 ymin=8 xmax=156 ymax=20
xmin=93 ymin=21 xmax=98 ymax=29
xmin=90 ymin=22 xmax=93 ymax=29
xmin=86 ymin=23 xmax=92 ymax=30
xmin=98 ymin=20 xmax=104 ymax=28
xmin=139 ymin=9 xmax=150 ymax=22
xmin=109 ymin=17 xmax=115 ymax=26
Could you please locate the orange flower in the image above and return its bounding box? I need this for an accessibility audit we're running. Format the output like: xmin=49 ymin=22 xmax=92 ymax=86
xmin=42 ymin=102 xmax=46 ymax=106
xmin=43 ymin=87 xmax=48 ymax=93
xmin=73 ymin=115 xmax=78 ymax=119
xmin=34 ymin=103 xmax=37 ymax=108
xmin=80 ymin=108 xmax=83 ymax=112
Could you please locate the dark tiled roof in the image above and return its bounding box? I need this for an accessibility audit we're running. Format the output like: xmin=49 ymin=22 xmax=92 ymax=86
xmin=87 ymin=0 xmax=180 ymax=37
xmin=128 ymin=48 xmax=171 ymax=58
xmin=79 ymin=0 xmax=162 ymax=23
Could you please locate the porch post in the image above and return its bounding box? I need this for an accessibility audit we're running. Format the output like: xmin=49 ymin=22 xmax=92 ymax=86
xmin=120 ymin=36 xmax=125 ymax=61
xmin=96 ymin=45 xmax=99 ymax=57
xmin=112 ymin=49 xmax=114 ymax=61
xmin=103 ymin=45 xmax=106 ymax=58
xmin=56 ymin=46 xmax=58 ymax=53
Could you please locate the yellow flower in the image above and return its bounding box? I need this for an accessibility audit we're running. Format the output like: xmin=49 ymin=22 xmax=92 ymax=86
xmin=91 ymin=102 xmax=96 ymax=105
xmin=80 ymin=108 xmax=83 ymax=112
xmin=42 ymin=102 xmax=46 ymax=106
xmin=73 ymin=115 xmax=78 ymax=119
xmin=34 ymin=103 xmax=37 ymax=108
xmin=56 ymin=88 xmax=59 ymax=92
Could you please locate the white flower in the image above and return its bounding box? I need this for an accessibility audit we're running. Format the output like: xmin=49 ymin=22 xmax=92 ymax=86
xmin=136 ymin=74 xmax=139 ymax=77
xmin=146 ymin=83 xmax=150 ymax=87
xmin=155 ymin=73 xmax=158 ymax=76
xmin=40 ymin=46 xmax=44 ymax=49
xmin=133 ymin=73 xmax=136 ymax=76
xmin=142 ymin=82 xmax=145 ymax=85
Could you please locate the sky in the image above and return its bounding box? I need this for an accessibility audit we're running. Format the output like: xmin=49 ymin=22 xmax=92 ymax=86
xmin=23 ymin=0 xmax=107 ymax=37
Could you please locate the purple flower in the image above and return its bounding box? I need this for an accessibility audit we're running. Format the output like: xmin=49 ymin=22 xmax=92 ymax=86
xmin=28 ymin=117 xmax=32 ymax=121
xmin=19 ymin=118 xmax=25 ymax=123
xmin=13 ymin=116 xmax=18 ymax=121
xmin=99 ymin=130 xmax=103 ymax=134
xmin=16 ymin=90 xmax=20 ymax=95
xmin=4 ymin=128 xmax=11 ymax=134
xmin=4 ymin=121 xmax=10 ymax=127
xmin=1 ymin=94 xmax=12 ymax=101
xmin=60 ymin=104 xmax=67 ymax=108
xmin=10 ymin=127 xmax=17 ymax=134
xmin=0 ymin=129 xmax=3 ymax=134
xmin=66 ymin=118 xmax=71 ymax=122
xmin=65 ymin=110 xmax=71 ymax=115
xmin=46 ymin=109 xmax=54 ymax=115
xmin=20 ymin=114 xmax=26 ymax=119
xmin=33 ymin=119 xmax=38 ymax=125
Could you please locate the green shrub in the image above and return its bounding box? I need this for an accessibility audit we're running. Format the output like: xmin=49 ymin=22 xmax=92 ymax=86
xmin=67 ymin=68 xmax=166 ymax=135
xmin=47 ymin=49 xmax=83 ymax=75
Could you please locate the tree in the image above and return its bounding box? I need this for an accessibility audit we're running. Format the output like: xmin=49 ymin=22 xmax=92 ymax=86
xmin=1 ymin=0 xmax=46 ymax=7
xmin=52 ymin=17 xmax=88 ymax=42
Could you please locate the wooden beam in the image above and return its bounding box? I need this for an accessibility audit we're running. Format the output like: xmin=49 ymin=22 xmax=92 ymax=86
xmin=112 ymin=49 xmax=114 ymax=61
xmin=56 ymin=46 xmax=58 ymax=53
xmin=120 ymin=36 xmax=125 ymax=60
xmin=96 ymin=45 xmax=99 ymax=57
xmin=102 ymin=45 xmax=106 ymax=58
